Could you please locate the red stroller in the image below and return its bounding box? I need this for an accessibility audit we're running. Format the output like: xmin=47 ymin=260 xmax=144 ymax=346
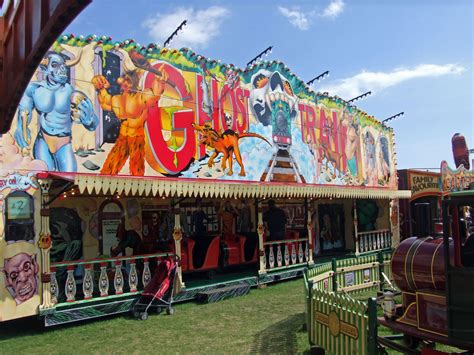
xmin=133 ymin=257 xmax=178 ymax=320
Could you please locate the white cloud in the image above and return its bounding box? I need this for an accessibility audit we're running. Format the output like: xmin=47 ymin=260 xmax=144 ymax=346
xmin=278 ymin=6 xmax=311 ymax=30
xmin=321 ymin=0 xmax=345 ymax=19
xmin=278 ymin=1 xmax=344 ymax=30
xmin=143 ymin=6 xmax=229 ymax=49
xmin=319 ymin=64 xmax=466 ymax=98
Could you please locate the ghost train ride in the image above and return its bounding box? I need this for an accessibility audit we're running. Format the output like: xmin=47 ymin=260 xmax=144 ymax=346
xmin=379 ymin=187 xmax=474 ymax=352
xmin=0 ymin=32 xmax=411 ymax=327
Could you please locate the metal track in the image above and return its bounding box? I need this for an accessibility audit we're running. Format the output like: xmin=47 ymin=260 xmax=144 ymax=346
xmin=260 ymin=146 xmax=306 ymax=183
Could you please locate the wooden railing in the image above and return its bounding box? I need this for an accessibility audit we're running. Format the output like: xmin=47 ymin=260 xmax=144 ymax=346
xmin=357 ymin=229 xmax=391 ymax=254
xmin=304 ymin=252 xmax=392 ymax=354
xmin=50 ymin=252 xmax=173 ymax=305
xmin=263 ymin=238 xmax=309 ymax=271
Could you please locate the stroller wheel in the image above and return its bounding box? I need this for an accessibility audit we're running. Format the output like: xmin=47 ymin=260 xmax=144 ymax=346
xmin=166 ymin=307 xmax=175 ymax=315
xmin=140 ymin=312 xmax=148 ymax=321
xmin=206 ymin=270 xmax=216 ymax=279
xmin=133 ymin=311 xmax=140 ymax=319
xmin=157 ymin=307 xmax=163 ymax=314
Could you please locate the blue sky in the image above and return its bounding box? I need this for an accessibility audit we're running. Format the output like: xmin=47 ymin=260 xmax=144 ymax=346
xmin=64 ymin=0 xmax=473 ymax=170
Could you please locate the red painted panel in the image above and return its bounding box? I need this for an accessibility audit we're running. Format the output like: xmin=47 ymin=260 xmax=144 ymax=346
xmin=392 ymin=236 xmax=453 ymax=292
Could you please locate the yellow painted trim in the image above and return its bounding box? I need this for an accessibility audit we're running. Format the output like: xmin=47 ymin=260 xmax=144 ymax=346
xmin=336 ymin=262 xmax=379 ymax=273
xmin=396 ymin=302 xmax=418 ymax=326
xmin=416 ymin=292 xmax=448 ymax=337
xmin=430 ymin=242 xmax=443 ymax=290
xmin=416 ymin=291 xmax=445 ymax=299
xmin=338 ymin=281 xmax=379 ymax=293
xmin=309 ymin=271 xmax=333 ymax=284
xmin=404 ymin=241 xmax=418 ymax=291
xmin=410 ymin=238 xmax=427 ymax=290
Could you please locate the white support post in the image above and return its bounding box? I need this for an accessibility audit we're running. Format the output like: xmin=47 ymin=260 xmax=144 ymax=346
xmin=38 ymin=178 xmax=55 ymax=311
xmin=353 ymin=200 xmax=360 ymax=256
xmin=257 ymin=208 xmax=266 ymax=275
xmin=306 ymin=206 xmax=314 ymax=265
xmin=390 ymin=198 xmax=400 ymax=248
xmin=173 ymin=204 xmax=185 ymax=289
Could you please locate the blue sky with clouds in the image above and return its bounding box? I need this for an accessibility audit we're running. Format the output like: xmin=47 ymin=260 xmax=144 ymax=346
xmin=65 ymin=0 xmax=472 ymax=170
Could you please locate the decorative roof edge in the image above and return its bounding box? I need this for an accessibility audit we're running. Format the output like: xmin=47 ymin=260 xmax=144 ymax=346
xmin=71 ymin=174 xmax=410 ymax=200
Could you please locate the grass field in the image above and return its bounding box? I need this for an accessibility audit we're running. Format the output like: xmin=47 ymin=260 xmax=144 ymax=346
xmin=0 ymin=280 xmax=309 ymax=354
xmin=0 ymin=278 xmax=464 ymax=354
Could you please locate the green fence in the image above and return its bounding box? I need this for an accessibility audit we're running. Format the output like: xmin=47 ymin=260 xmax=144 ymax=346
xmin=335 ymin=254 xmax=380 ymax=295
xmin=305 ymin=251 xmax=392 ymax=355
xmin=379 ymin=250 xmax=393 ymax=285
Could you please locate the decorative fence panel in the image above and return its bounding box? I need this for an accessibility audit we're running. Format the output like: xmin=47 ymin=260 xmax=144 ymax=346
xmin=309 ymin=288 xmax=374 ymax=355
xmin=263 ymin=238 xmax=309 ymax=272
xmin=51 ymin=252 xmax=173 ymax=305
xmin=335 ymin=255 xmax=380 ymax=294
xmin=357 ymin=229 xmax=391 ymax=254
xmin=306 ymin=262 xmax=334 ymax=291
xmin=305 ymin=251 xmax=391 ymax=355
xmin=379 ymin=251 xmax=393 ymax=286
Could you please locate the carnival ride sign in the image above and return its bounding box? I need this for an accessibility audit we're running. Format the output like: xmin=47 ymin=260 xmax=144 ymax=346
xmin=3 ymin=34 xmax=397 ymax=189
xmin=440 ymin=160 xmax=474 ymax=192
xmin=408 ymin=171 xmax=441 ymax=200
xmin=0 ymin=173 xmax=38 ymax=192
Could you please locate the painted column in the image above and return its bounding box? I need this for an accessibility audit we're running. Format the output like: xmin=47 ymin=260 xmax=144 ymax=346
xmin=353 ymin=200 xmax=360 ymax=256
xmin=306 ymin=206 xmax=314 ymax=265
xmin=257 ymin=205 xmax=266 ymax=275
xmin=173 ymin=204 xmax=185 ymax=289
xmin=390 ymin=198 xmax=400 ymax=248
xmin=38 ymin=178 xmax=54 ymax=311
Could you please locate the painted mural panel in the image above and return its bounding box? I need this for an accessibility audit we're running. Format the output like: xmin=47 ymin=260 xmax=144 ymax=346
xmin=0 ymin=173 xmax=40 ymax=321
xmin=3 ymin=34 xmax=397 ymax=188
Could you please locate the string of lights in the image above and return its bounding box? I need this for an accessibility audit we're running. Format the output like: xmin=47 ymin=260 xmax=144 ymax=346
xmin=246 ymin=46 xmax=273 ymax=67
xmin=307 ymin=71 xmax=330 ymax=86
xmin=163 ymin=20 xmax=187 ymax=48
xmin=382 ymin=112 xmax=404 ymax=123
xmin=348 ymin=91 xmax=372 ymax=103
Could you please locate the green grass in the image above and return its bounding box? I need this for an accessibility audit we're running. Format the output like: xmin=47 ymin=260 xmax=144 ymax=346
xmin=0 ymin=280 xmax=309 ymax=354
xmin=0 ymin=280 xmax=466 ymax=354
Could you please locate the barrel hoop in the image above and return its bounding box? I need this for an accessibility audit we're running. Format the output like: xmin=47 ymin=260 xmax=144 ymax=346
xmin=431 ymin=242 xmax=443 ymax=290
xmin=410 ymin=239 xmax=427 ymax=290
xmin=404 ymin=237 xmax=428 ymax=291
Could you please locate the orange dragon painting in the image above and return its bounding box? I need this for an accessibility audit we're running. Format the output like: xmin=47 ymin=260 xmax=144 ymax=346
xmin=193 ymin=122 xmax=271 ymax=177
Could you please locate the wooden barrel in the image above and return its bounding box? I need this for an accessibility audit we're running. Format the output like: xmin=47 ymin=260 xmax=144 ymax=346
xmin=452 ymin=133 xmax=470 ymax=170
xmin=391 ymin=236 xmax=452 ymax=292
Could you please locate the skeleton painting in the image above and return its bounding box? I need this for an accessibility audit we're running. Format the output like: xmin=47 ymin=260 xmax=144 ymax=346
xmin=249 ymin=69 xmax=298 ymax=131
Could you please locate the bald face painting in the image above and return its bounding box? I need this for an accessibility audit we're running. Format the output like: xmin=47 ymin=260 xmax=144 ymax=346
xmin=3 ymin=253 xmax=39 ymax=305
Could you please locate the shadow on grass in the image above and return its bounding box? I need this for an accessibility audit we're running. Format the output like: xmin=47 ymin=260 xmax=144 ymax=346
xmin=0 ymin=316 xmax=45 ymax=340
xmin=0 ymin=312 xmax=125 ymax=341
xmin=250 ymin=312 xmax=307 ymax=354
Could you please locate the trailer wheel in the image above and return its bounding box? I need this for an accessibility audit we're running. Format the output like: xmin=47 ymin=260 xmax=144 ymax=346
xmin=403 ymin=335 xmax=420 ymax=350
xmin=140 ymin=312 xmax=148 ymax=321
xmin=167 ymin=307 xmax=175 ymax=315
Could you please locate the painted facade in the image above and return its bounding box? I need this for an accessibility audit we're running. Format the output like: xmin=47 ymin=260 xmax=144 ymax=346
xmin=2 ymin=34 xmax=397 ymax=186
xmin=0 ymin=34 xmax=402 ymax=323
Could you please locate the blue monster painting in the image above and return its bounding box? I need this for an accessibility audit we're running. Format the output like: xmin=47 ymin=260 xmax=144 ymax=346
xmin=14 ymin=48 xmax=98 ymax=171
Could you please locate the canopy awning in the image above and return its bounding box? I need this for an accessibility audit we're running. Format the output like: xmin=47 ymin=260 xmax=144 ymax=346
xmin=37 ymin=172 xmax=411 ymax=200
